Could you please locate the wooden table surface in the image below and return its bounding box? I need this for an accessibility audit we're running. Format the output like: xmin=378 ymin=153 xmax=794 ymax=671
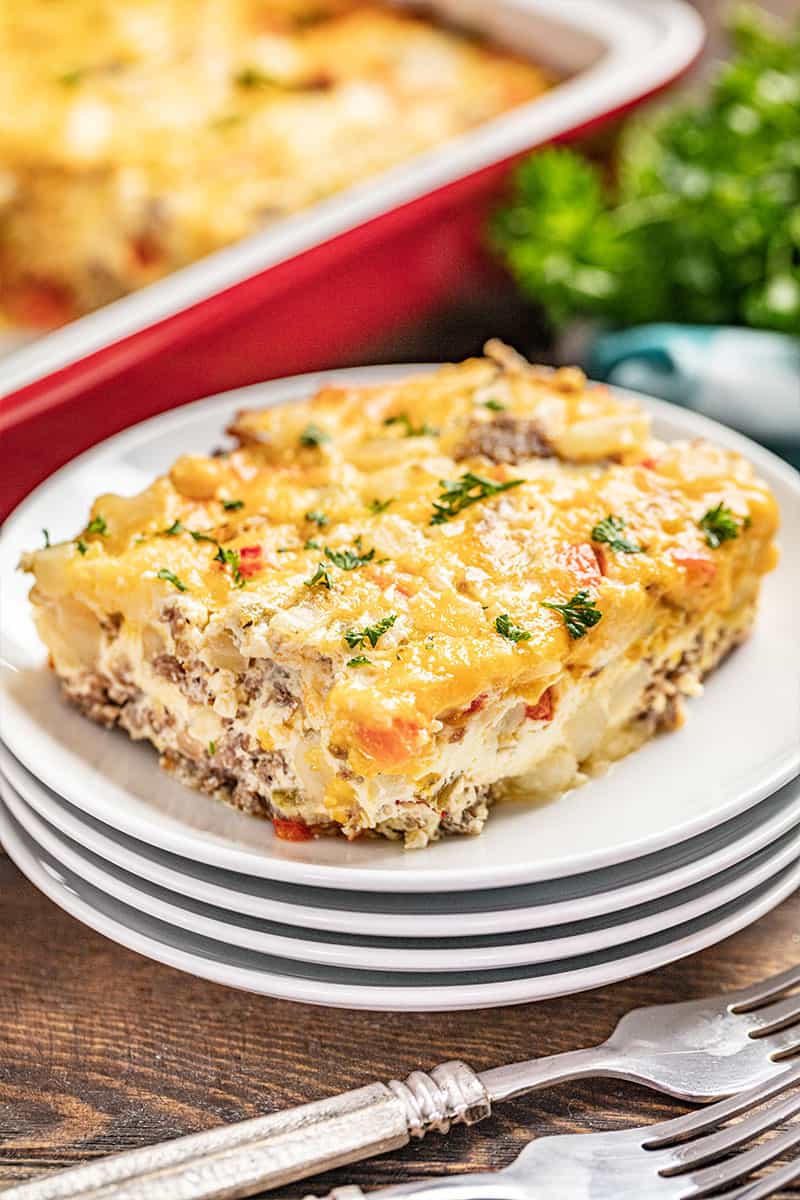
xmin=2 ymin=1 xmax=798 ymax=1195
xmin=2 ymin=857 xmax=799 ymax=1195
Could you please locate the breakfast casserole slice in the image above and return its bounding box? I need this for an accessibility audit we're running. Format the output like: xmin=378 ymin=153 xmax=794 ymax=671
xmin=23 ymin=344 xmax=779 ymax=847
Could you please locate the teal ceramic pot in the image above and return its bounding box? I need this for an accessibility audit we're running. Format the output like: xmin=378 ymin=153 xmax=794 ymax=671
xmin=586 ymin=324 xmax=800 ymax=465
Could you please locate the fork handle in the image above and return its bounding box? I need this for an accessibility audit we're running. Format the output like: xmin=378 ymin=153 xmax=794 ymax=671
xmin=479 ymin=1044 xmax=617 ymax=1102
xmin=1 ymin=1062 xmax=491 ymax=1200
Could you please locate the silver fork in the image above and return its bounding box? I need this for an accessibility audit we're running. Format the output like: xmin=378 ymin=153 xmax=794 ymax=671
xmin=4 ymin=965 xmax=799 ymax=1200
xmin=312 ymin=1063 xmax=800 ymax=1200
xmin=482 ymin=961 xmax=800 ymax=1106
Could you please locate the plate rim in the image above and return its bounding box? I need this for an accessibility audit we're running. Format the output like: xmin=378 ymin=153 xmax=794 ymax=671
xmin=5 ymin=773 xmax=800 ymax=973
xmin=2 ymin=364 xmax=799 ymax=892
xmin=3 ymin=743 xmax=800 ymax=938
xmin=2 ymin=793 xmax=798 ymax=1011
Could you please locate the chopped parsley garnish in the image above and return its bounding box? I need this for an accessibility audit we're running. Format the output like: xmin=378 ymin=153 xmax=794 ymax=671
xmin=591 ymin=514 xmax=642 ymax=554
xmin=368 ymin=497 xmax=394 ymax=514
xmin=325 ymin=545 xmax=375 ymax=570
xmin=305 ymin=563 xmax=333 ymax=589
xmin=484 ymin=397 xmax=505 ymax=412
xmin=347 ymin=656 xmax=371 ymax=668
xmin=221 ymin=498 xmax=244 ymax=511
xmin=207 ymin=740 xmax=216 ymax=756
xmin=234 ymin=66 xmax=278 ymax=88
xmin=305 ymin=510 xmax=329 ymax=527
xmin=157 ymin=568 xmax=188 ymax=592
xmin=344 ymin=613 xmax=397 ymax=650
xmin=305 ymin=538 xmax=321 ymax=550
xmin=160 ymin=525 xmax=246 ymax=585
xmin=541 ymin=589 xmax=603 ymax=639
xmin=41 ymin=529 xmax=50 ymax=548
xmin=384 ymin=413 xmax=439 ymax=437
xmin=210 ymin=113 xmax=244 ymax=131
xmin=431 ymin=472 xmax=523 ymax=525
xmin=215 ymin=546 xmax=245 ymax=587
xmin=495 ymin=614 xmax=531 ymax=644
xmin=163 ymin=521 xmax=223 ymax=547
xmin=299 ymin=423 xmax=330 ymax=448
xmin=87 ymin=514 xmax=108 ymax=535
xmin=699 ymin=503 xmax=742 ymax=549
xmin=75 ymin=539 xmax=88 ymax=555
xmin=57 ymin=68 xmax=85 ymax=87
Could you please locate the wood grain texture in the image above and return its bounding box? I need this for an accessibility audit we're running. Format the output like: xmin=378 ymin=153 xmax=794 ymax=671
xmin=2 ymin=1 xmax=799 ymax=1196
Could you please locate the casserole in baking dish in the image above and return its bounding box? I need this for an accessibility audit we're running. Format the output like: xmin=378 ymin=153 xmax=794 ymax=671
xmin=0 ymin=1 xmax=705 ymax=522
xmin=0 ymin=0 xmax=551 ymax=328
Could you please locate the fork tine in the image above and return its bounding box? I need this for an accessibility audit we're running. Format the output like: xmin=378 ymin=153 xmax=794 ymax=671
xmin=714 ymin=1154 xmax=800 ymax=1200
xmin=644 ymin=1063 xmax=800 ymax=1149
xmin=683 ymin=1120 xmax=800 ymax=1198
xmin=662 ymin=1088 xmax=800 ymax=1173
xmin=764 ymin=1026 xmax=800 ymax=1061
xmin=730 ymin=964 xmax=800 ymax=1012
xmin=748 ymin=994 xmax=800 ymax=1037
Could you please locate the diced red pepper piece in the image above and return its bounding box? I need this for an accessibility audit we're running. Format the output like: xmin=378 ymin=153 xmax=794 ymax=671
xmin=672 ymin=549 xmax=717 ymax=584
xmin=369 ymin=568 xmax=413 ymax=596
xmin=464 ymin=694 xmax=488 ymax=716
xmin=357 ymin=719 xmax=423 ymax=766
xmin=130 ymin=234 xmax=163 ymax=269
xmin=238 ymin=545 xmax=264 ymax=577
xmin=7 ymin=281 xmax=75 ymax=329
xmin=558 ymin=542 xmax=604 ymax=586
xmin=273 ymin=818 xmax=314 ymax=842
xmin=525 ymin=686 xmax=555 ymax=722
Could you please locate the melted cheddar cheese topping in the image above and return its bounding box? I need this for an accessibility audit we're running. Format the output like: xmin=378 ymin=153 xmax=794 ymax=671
xmin=26 ymin=352 xmax=779 ymax=782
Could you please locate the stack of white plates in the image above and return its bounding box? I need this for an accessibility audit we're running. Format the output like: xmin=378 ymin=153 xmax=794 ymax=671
xmin=2 ymin=368 xmax=799 ymax=1011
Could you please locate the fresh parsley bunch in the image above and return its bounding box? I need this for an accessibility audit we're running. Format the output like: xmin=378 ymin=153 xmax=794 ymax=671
xmin=491 ymin=6 xmax=800 ymax=334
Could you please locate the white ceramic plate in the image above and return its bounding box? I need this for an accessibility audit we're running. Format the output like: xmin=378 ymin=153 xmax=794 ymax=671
xmin=2 ymin=368 xmax=799 ymax=892
xmin=3 ymin=745 xmax=799 ymax=938
xmin=5 ymin=776 xmax=800 ymax=973
xmin=2 ymin=796 xmax=798 ymax=1011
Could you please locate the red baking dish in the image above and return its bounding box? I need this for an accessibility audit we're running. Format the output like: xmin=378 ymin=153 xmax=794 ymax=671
xmin=0 ymin=0 xmax=704 ymax=519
